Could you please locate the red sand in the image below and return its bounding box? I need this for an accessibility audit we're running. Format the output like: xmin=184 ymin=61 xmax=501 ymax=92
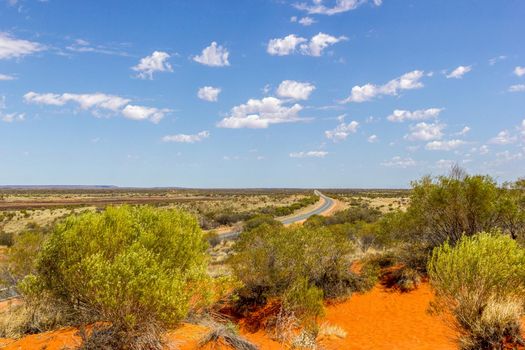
xmin=0 ymin=283 xmax=457 ymax=350
xmin=320 ymin=283 xmax=456 ymax=350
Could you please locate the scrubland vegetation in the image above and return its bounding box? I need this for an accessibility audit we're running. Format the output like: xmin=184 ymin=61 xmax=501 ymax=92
xmin=1 ymin=168 xmax=525 ymax=349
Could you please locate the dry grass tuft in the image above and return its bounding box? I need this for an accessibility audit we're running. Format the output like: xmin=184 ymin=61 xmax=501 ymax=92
xmin=198 ymin=320 xmax=258 ymax=350
xmin=317 ymin=322 xmax=347 ymax=339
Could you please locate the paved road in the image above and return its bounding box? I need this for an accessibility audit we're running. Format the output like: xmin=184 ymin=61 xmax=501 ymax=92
xmin=218 ymin=190 xmax=335 ymax=240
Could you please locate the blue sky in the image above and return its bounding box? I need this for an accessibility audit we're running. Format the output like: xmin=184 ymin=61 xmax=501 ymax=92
xmin=0 ymin=0 xmax=524 ymax=188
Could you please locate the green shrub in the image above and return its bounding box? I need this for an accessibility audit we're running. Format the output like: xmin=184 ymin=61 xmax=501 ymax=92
xmin=21 ymin=205 xmax=212 ymax=349
xmin=8 ymin=231 xmax=46 ymax=281
xmin=0 ymin=231 xmax=14 ymax=247
xmin=428 ymin=232 xmax=525 ymax=349
xmin=243 ymin=214 xmax=283 ymax=232
xmin=230 ymin=224 xmax=354 ymax=321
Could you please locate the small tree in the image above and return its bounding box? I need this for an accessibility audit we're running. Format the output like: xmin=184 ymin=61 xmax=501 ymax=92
xmin=428 ymin=232 xmax=525 ymax=349
xmin=21 ymin=205 xmax=212 ymax=349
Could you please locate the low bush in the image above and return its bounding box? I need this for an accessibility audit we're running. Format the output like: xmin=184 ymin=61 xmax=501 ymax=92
xmin=428 ymin=232 xmax=525 ymax=349
xmin=230 ymin=224 xmax=355 ymax=323
xmin=0 ymin=231 xmax=13 ymax=247
xmin=18 ymin=205 xmax=213 ymax=350
xmin=243 ymin=214 xmax=282 ymax=232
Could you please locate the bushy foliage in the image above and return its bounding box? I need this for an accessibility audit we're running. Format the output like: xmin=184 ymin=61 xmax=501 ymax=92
xmin=243 ymin=214 xmax=283 ymax=232
xmin=304 ymin=206 xmax=383 ymax=251
xmin=400 ymin=168 xmax=525 ymax=247
xmin=428 ymin=232 xmax=525 ymax=349
xmin=230 ymin=224 xmax=354 ymax=323
xmin=7 ymin=231 xmax=46 ymax=281
xmin=20 ymin=205 xmax=212 ymax=349
xmin=0 ymin=231 xmax=14 ymax=247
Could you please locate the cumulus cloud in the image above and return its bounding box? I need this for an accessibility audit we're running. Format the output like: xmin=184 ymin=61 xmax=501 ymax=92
xmin=446 ymin=65 xmax=472 ymax=79
xmin=405 ymin=122 xmax=444 ymax=141
xmin=509 ymin=84 xmax=525 ymax=92
xmin=267 ymin=33 xmax=346 ymax=57
xmin=197 ymin=86 xmax=221 ymax=102
xmin=425 ymin=139 xmax=466 ymax=151
xmin=24 ymin=92 xmax=130 ymax=111
xmin=514 ymin=66 xmax=525 ymax=77
xmin=386 ymin=108 xmax=442 ymax=122
xmin=305 ymin=33 xmax=347 ymax=56
xmin=24 ymin=92 xmax=170 ymax=123
xmin=381 ymin=156 xmax=416 ymax=168
xmin=367 ymin=134 xmax=378 ymax=143
xmin=0 ymin=73 xmax=16 ymax=80
xmin=489 ymin=130 xmax=516 ymax=145
xmin=0 ymin=32 xmax=45 ymax=60
xmin=325 ymin=120 xmax=359 ymax=142
xmin=132 ymin=51 xmax=173 ymax=79
xmin=193 ymin=42 xmax=230 ymax=67
xmin=162 ymin=130 xmax=210 ymax=143
xmin=217 ymin=97 xmax=303 ymax=129
xmin=289 ymin=151 xmax=328 ymax=158
xmin=121 ymin=105 xmax=170 ymax=123
xmin=276 ymin=80 xmax=316 ymax=100
xmin=342 ymin=70 xmax=425 ymax=103
xmin=267 ymin=35 xmax=306 ymax=56
xmin=294 ymin=0 xmax=382 ymax=15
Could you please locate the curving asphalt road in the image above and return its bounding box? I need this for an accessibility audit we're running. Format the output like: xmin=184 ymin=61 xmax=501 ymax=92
xmin=218 ymin=190 xmax=335 ymax=241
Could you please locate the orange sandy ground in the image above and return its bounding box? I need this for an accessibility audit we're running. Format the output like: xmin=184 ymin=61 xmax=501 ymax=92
xmin=0 ymin=282 xmax=457 ymax=350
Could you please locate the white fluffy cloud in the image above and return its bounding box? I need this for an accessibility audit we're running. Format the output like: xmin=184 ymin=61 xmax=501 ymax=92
xmin=325 ymin=120 xmax=359 ymax=142
xmin=193 ymin=42 xmax=230 ymax=67
xmin=514 ymin=66 xmax=525 ymax=77
xmin=121 ymin=105 xmax=170 ymax=123
xmin=381 ymin=156 xmax=416 ymax=168
xmin=276 ymin=80 xmax=316 ymax=100
xmin=342 ymin=70 xmax=425 ymax=103
xmin=24 ymin=92 xmax=130 ymax=111
xmin=405 ymin=122 xmax=445 ymax=141
xmin=132 ymin=51 xmax=173 ymax=79
xmin=387 ymin=108 xmax=442 ymax=122
xmin=267 ymin=33 xmax=346 ymax=57
xmin=0 ymin=73 xmax=16 ymax=80
xmin=24 ymin=92 xmax=169 ymax=123
xmin=489 ymin=130 xmax=517 ymax=145
xmin=446 ymin=65 xmax=472 ymax=79
xmin=0 ymin=32 xmax=44 ymax=60
xmin=217 ymin=97 xmax=303 ymax=129
xmin=509 ymin=84 xmax=525 ymax=92
xmin=425 ymin=139 xmax=466 ymax=151
xmin=267 ymin=35 xmax=306 ymax=56
xmin=289 ymin=151 xmax=328 ymax=158
xmin=162 ymin=130 xmax=210 ymax=143
xmin=197 ymin=86 xmax=221 ymax=102
xmin=294 ymin=0 xmax=382 ymax=15
xmin=367 ymin=134 xmax=378 ymax=143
